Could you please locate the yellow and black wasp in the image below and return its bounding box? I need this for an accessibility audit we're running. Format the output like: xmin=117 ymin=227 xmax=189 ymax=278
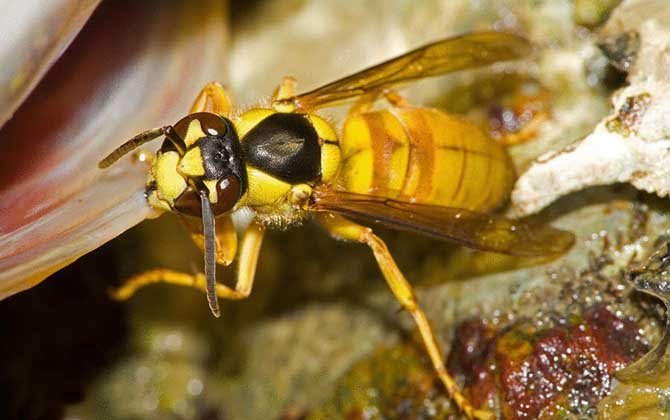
xmin=99 ymin=32 xmax=574 ymax=419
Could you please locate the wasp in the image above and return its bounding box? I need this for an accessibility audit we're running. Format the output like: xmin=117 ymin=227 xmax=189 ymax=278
xmin=99 ymin=32 xmax=574 ymax=419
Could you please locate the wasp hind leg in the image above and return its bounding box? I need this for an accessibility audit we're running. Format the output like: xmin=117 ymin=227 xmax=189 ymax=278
xmin=271 ymin=76 xmax=299 ymax=112
xmin=111 ymin=221 xmax=265 ymax=302
xmin=317 ymin=214 xmax=493 ymax=420
xmin=347 ymin=89 xmax=405 ymax=117
xmin=383 ymin=90 xmax=411 ymax=108
xmin=347 ymin=92 xmax=381 ymax=117
xmin=190 ymin=81 xmax=234 ymax=115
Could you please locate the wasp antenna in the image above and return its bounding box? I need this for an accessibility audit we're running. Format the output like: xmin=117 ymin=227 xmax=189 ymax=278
xmin=98 ymin=126 xmax=170 ymax=168
xmin=200 ymin=189 xmax=221 ymax=318
xmin=164 ymin=126 xmax=187 ymax=155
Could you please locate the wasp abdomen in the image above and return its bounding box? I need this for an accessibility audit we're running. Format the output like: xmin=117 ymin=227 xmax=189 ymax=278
xmin=338 ymin=108 xmax=515 ymax=212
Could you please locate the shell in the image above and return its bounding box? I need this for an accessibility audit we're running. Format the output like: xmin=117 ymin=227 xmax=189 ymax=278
xmin=0 ymin=0 xmax=228 ymax=299
xmin=0 ymin=0 xmax=100 ymax=127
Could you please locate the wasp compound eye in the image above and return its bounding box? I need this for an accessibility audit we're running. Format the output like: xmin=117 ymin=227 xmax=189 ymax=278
xmin=173 ymin=188 xmax=201 ymax=217
xmin=173 ymin=112 xmax=228 ymax=139
xmin=172 ymin=175 xmax=243 ymax=217
xmin=212 ymin=175 xmax=241 ymax=214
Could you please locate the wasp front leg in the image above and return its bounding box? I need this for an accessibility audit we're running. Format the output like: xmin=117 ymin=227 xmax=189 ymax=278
xmin=317 ymin=214 xmax=493 ymax=420
xmin=111 ymin=221 xmax=264 ymax=302
xmin=182 ymin=215 xmax=237 ymax=266
xmin=190 ymin=81 xmax=234 ymax=116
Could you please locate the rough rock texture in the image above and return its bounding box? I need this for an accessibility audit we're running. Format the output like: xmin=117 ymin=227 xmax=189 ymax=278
xmin=512 ymin=0 xmax=670 ymax=216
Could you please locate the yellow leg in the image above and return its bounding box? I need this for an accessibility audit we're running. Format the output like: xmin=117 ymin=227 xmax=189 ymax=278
xmin=272 ymin=76 xmax=297 ymax=101
xmin=347 ymin=89 xmax=407 ymax=117
xmin=181 ymin=214 xmax=238 ymax=266
xmin=317 ymin=214 xmax=493 ymax=420
xmin=272 ymin=76 xmax=298 ymax=112
xmin=112 ymin=221 xmax=265 ymax=301
xmin=99 ymin=82 xmax=234 ymax=169
xmin=190 ymin=81 xmax=234 ymax=115
xmin=383 ymin=89 xmax=411 ymax=108
xmin=348 ymin=92 xmax=380 ymax=116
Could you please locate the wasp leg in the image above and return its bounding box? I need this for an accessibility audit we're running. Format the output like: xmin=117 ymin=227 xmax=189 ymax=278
xmin=272 ymin=76 xmax=297 ymax=102
xmin=348 ymin=90 xmax=404 ymax=117
xmin=317 ymin=214 xmax=493 ymax=420
xmin=181 ymin=214 xmax=238 ymax=266
xmin=111 ymin=221 xmax=264 ymax=301
xmin=190 ymin=81 xmax=234 ymax=115
xmin=348 ymin=92 xmax=381 ymax=116
xmin=271 ymin=76 xmax=298 ymax=112
xmin=383 ymin=90 xmax=411 ymax=108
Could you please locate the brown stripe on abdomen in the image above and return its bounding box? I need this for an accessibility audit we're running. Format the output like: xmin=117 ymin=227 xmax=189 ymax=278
xmin=338 ymin=107 xmax=515 ymax=212
xmin=391 ymin=109 xmax=435 ymax=202
xmin=361 ymin=112 xmax=409 ymax=197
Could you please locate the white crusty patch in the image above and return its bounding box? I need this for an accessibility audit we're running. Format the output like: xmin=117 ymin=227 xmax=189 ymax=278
xmin=512 ymin=4 xmax=670 ymax=216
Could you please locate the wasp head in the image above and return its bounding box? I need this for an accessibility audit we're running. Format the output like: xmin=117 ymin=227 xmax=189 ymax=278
xmin=149 ymin=112 xmax=248 ymax=217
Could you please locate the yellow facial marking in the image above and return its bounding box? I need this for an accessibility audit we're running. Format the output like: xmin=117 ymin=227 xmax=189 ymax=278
xmin=147 ymin=190 xmax=172 ymax=212
xmin=183 ymin=119 xmax=207 ymax=147
xmin=153 ymin=151 xmax=187 ymax=204
xmin=204 ymin=179 xmax=218 ymax=204
xmin=178 ymin=147 xmax=205 ymax=177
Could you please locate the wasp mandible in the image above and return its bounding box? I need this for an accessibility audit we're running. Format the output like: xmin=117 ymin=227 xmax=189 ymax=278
xmin=99 ymin=32 xmax=574 ymax=420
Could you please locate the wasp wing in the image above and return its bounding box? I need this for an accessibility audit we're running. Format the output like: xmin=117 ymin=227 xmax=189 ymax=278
xmin=308 ymin=189 xmax=574 ymax=257
xmin=289 ymin=32 xmax=532 ymax=110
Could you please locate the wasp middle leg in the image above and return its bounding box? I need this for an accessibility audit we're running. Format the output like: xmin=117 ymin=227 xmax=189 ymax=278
xmin=317 ymin=214 xmax=493 ymax=420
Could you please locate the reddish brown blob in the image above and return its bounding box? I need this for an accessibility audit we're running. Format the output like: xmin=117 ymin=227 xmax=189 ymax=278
xmin=487 ymin=88 xmax=551 ymax=145
xmin=447 ymin=319 xmax=499 ymax=409
xmin=448 ymin=307 xmax=648 ymax=419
